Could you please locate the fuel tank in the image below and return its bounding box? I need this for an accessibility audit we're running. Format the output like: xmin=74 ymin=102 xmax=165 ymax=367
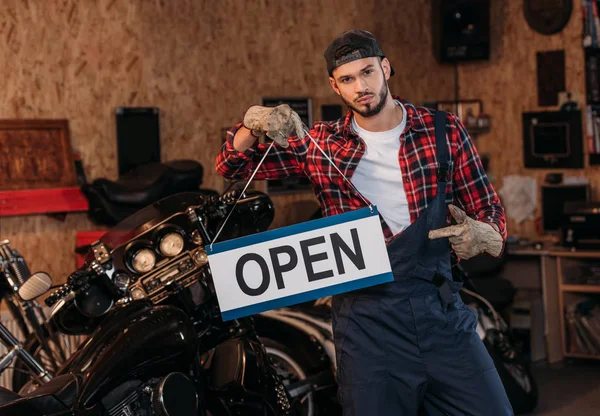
xmin=58 ymin=300 xmax=197 ymax=409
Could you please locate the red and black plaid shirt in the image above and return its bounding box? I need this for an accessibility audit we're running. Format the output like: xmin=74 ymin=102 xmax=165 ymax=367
xmin=215 ymin=97 xmax=506 ymax=242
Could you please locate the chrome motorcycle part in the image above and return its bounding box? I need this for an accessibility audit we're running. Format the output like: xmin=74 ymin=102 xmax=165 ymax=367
xmin=151 ymin=372 xmax=198 ymax=416
xmin=130 ymin=286 xmax=146 ymax=300
xmin=131 ymin=248 xmax=156 ymax=273
xmin=264 ymin=340 xmax=314 ymax=416
xmin=0 ymin=241 xmax=32 ymax=286
xmin=90 ymin=260 xmax=106 ymax=277
xmin=192 ymin=249 xmax=208 ymax=266
xmin=0 ymin=322 xmax=51 ymax=383
xmin=18 ymin=272 xmax=52 ymax=301
xmin=114 ymin=273 xmax=131 ymax=292
xmin=91 ymin=241 xmax=111 ymax=264
xmin=50 ymin=295 xmax=73 ymax=319
xmin=159 ymin=233 xmax=184 ymax=257
xmin=131 ymin=254 xmax=199 ymax=304
xmin=190 ymin=230 xmax=203 ymax=245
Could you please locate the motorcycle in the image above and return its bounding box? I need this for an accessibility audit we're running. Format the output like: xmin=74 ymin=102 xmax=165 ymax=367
xmin=0 ymin=190 xmax=292 ymax=415
xmin=254 ymin=262 xmax=538 ymax=415
xmin=0 ymin=241 xmax=71 ymax=391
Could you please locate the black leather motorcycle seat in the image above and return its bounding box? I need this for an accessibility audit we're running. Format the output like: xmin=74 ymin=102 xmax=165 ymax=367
xmin=0 ymin=387 xmax=20 ymax=404
xmin=164 ymin=159 xmax=204 ymax=181
xmin=91 ymin=163 xmax=170 ymax=205
xmin=0 ymin=374 xmax=79 ymax=415
xmin=23 ymin=373 xmax=81 ymax=407
xmin=89 ymin=160 xmax=203 ymax=206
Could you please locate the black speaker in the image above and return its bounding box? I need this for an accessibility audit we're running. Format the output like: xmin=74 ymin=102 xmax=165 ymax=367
xmin=116 ymin=107 xmax=161 ymax=177
xmin=432 ymin=0 xmax=490 ymax=63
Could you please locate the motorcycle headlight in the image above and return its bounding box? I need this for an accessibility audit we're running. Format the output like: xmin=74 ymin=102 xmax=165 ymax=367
xmin=159 ymin=233 xmax=184 ymax=257
xmin=131 ymin=248 xmax=156 ymax=274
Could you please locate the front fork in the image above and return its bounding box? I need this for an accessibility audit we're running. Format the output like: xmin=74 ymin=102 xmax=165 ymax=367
xmin=0 ymin=321 xmax=51 ymax=384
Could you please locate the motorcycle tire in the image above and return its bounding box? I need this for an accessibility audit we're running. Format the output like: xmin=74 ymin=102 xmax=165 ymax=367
xmin=261 ymin=337 xmax=338 ymax=416
xmin=485 ymin=343 xmax=538 ymax=414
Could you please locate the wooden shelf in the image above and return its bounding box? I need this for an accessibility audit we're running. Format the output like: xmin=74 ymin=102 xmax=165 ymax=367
xmin=563 ymin=352 xmax=600 ymax=360
xmin=557 ymin=256 xmax=600 ymax=362
xmin=561 ymin=284 xmax=600 ymax=293
xmin=0 ymin=187 xmax=88 ymax=217
xmin=550 ymin=250 xmax=600 ymax=259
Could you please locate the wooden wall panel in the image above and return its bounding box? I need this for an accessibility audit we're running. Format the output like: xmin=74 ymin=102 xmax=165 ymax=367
xmin=0 ymin=0 xmax=452 ymax=283
xmin=5 ymin=0 xmax=592 ymax=282
xmin=375 ymin=0 xmax=457 ymax=104
xmin=458 ymin=1 xmax=600 ymax=239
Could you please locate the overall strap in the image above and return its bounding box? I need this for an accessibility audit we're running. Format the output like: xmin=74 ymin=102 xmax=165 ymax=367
xmin=434 ymin=110 xmax=450 ymax=184
xmin=431 ymin=110 xmax=455 ymax=306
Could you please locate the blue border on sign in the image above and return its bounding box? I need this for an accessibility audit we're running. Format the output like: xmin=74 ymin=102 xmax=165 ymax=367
xmin=220 ymin=271 xmax=393 ymax=321
xmin=208 ymin=206 xmax=379 ymax=255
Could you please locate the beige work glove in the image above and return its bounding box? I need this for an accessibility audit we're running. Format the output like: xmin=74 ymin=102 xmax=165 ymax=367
xmin=428 ymin=204 xmax=503 ymax=260
xmin=243 ymin=104 xmax=305 ymax=148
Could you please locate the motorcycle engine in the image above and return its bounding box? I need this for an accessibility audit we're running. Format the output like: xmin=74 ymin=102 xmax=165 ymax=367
xmin=103 ymin=373 xmax=198 ymax=416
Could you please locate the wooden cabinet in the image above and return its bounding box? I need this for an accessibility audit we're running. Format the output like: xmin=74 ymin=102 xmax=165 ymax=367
xmin=555 ymin=251 xmax=600 ymax=360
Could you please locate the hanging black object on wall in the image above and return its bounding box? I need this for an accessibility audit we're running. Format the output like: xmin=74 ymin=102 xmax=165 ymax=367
xmin=524 ymin=0 xmax=573 ymax=36
xmin=522 ymin=110 xmax=583 ymax=169
xmin=537 ymin=50 xmax=565 ymax=107
xmin=432 ymin=0 xmax=490 ymax=63
xmin=116 ymin=107 xmax=161 ymax=177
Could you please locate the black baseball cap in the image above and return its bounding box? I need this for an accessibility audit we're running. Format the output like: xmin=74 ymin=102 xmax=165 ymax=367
xmin=324 ymin=29 xmax=395 ymax=77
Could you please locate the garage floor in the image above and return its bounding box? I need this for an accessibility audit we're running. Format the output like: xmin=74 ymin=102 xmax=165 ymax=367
xmin=525 ymin=360 xmax=600 ymax=416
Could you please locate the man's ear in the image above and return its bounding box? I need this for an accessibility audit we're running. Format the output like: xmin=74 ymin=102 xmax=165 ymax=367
xmin=329 ymin=77 xmax=341 ymax=96
xmin=381 ymin=58 xmax=391 ymax=80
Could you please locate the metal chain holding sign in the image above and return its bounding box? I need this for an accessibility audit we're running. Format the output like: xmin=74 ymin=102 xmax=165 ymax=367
xmin=209 ymin=124 xmax=374 ymax=251
xmin=301 ymin=126 xmax=373 ymax=212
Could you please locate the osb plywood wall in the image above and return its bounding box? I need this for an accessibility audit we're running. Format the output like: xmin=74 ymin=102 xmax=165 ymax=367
xmin=458 ymin=1 xmax=600 ymax=239
xmin=0 ymin=0 xmax=452 ymax=283
xmin=3 ymin=0 xmax=588 ymax=284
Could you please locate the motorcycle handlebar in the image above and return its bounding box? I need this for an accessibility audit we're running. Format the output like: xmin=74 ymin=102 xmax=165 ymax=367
xmin=45 ymin=268 xmax=95 ymax=307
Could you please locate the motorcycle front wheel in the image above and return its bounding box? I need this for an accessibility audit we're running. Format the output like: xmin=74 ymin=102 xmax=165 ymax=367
xmin=261 ymin=338 xmax=317 ymax=416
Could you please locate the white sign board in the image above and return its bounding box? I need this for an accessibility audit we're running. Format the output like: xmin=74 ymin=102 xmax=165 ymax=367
xmin=207 ymin=207 xmax=393 ymax=321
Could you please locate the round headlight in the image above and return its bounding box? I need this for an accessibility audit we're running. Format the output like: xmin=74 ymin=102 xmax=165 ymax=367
xmin=131 ymin=248 xmax=156 ymax=273
xmin=159 ymin=233 xmax=185 ymax=257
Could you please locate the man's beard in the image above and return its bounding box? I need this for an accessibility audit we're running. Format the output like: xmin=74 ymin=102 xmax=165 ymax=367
xmin=342 ymin=80 xmax=389 ymax=118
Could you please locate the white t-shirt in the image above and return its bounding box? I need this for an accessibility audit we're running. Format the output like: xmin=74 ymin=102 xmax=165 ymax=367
xmin=350 ymin=102 xmax=410 ymax=235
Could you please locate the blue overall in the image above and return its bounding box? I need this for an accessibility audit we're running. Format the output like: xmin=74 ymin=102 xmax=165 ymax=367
xmin=331 ymin=111 xmax=513 ymax=415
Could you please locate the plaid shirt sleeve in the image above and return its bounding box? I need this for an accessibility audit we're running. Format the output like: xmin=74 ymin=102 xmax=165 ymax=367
xmin=215 ymin=122 xmax=311 ymax=181
xmin=450 ymin=114 xmax=507 ymax=240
